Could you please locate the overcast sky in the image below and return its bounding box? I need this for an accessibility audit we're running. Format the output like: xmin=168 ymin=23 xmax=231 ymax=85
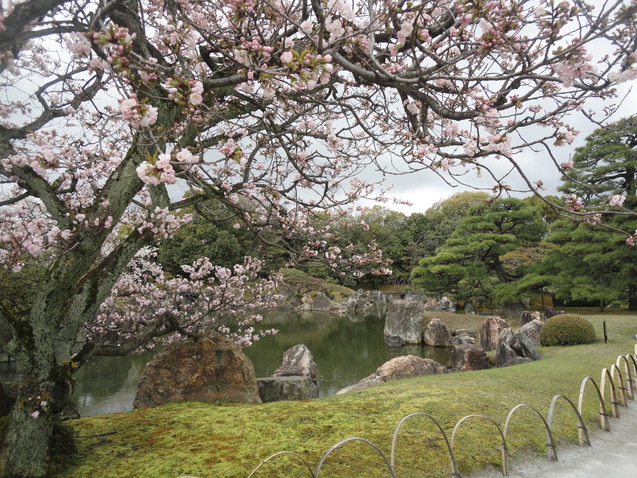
xmin=370 ymin=82 xmax=637 ymax=216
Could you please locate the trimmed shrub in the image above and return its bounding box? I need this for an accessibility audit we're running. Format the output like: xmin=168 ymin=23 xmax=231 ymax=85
xmin=539 ymin=314 xmax=596 ymax=346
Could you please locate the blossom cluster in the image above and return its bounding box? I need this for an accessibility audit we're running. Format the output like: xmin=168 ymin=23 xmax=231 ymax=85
xmin=119 ymin=96 xmax=158 ymax=129
xmin=136 ymin=147 xmax=198 ymax=185
xmin=89 ymin=252 xmax=281 ymax=350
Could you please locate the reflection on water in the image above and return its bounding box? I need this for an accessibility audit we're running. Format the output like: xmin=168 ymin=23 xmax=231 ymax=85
xmin=73 ymin=352 xmax=155 ymax=416
xmin=245 ymin=309 xmax=452 ymax=398
xmin=0 ymin=309 xmax=452 ymax=417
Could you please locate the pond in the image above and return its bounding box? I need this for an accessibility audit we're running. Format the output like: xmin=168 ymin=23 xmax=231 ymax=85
xmin=1 ymin=309 xmax=452 ymax=417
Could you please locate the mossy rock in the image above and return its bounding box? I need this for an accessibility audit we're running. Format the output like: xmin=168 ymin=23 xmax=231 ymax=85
xmin=539 ymin=313 xmax=597 ymax=346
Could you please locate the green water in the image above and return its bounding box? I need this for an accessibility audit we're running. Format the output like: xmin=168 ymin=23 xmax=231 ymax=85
xmin=1 ymin=309 xmax=452 ymax=417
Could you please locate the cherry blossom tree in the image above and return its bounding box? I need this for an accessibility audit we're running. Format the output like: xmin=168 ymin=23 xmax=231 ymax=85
xmin=1 ymin=0 xmax=637 ymax=475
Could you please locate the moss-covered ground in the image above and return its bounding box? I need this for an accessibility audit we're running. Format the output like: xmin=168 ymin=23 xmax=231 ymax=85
xmin=59 ymin=310 xmax=637 ymax=478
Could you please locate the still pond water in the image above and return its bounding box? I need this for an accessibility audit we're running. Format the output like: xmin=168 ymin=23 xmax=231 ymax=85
xmin=2 ymin=309 xmax=452 ymax=417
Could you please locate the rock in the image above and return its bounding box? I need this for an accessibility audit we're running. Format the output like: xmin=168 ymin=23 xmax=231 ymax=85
xmin=502 ymin=357 xmax=534 ymax=367
xmin=439 ymin=296 xmax=456 ymax=313
xmin=453 ymin=335 xmax=476 ymax=346
xmin=423 ymin=297 xmax=439 ymax=311
xmin=423 ymin=318 xmax=453 ymax=347
xmin=495 ymin=328 xmax=518 ymax=367
xmin=424 ymin=296 xmax=456 ymax=313
xmin=257 ymin=377 xmax=318 ymax=402
xmin=518 ymin=319 xmax=544 ymax=346
xmin=384 ymin=300 xmax=425 ymax=346
xmin=312 ymin=292 xmax=332 ymax=311
xmin=336 ymin=355 xmax=447 ymax=394
xmin=465 ymin=302 xmax=476 ymax=315
xmin=544 ymin=307 xmax=564 ymax=320
xmin=520 ymin=311 xmax=543 ymax=325
xmin=272 ymin=344 xmax=318 ymax=382
xmin=452 ymin=344 xmax=489 ymax=371
xmin=480 ymin=316 xmax=509 ymax=351
xmin=455 ymin=329 xmax=477 ymax=339
xmin=514 ymin=330 xmax=540 ymax=361
xmin=133 ymin=333 xmax=261 ymax=408
xmin=367 ymin=290 xmax=387 ymax=305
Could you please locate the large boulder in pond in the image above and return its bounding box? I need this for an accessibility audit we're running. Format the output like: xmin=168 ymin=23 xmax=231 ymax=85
xmin=312 ymin=292 xmax=332 ymax=311
xmin=133 ymin=333 xmax=261 ymax=408
xmin=336 ymin=355 xmax=447 ymax=395
xmin=518 ymin=319 xmax=543 ymax=346
xmin=452 ymin=344 xmax=489 ymax=371
xmin=423 ymin=318 xmax=453 ymax=347
xmin=480 ymin=316 xmax=509 ymax=351
xmin=257 ymin=377 xmax=318 ymax=402
xmin=384 ymin=300 xmax=425 ymax=346
xmin=272 ymin=344 xmax=318 ymax=381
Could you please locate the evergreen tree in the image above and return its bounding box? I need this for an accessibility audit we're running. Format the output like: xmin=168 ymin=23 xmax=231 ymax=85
xmin=560 ymin=115 xmax=637 ymax=202
xmin=411 ymin=198 xmax=546 ymax=314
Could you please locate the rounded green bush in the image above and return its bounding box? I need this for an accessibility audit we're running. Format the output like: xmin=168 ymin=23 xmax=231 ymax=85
xmin=539 ymin=314 xmax=597 ymax=346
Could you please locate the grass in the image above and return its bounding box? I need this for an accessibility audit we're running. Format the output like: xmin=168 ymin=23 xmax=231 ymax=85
xmin=59 ymin=310 xmax=637 ymax=478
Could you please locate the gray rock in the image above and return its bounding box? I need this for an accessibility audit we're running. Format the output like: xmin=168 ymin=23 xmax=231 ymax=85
xmin=272 ymin=344 xmax=318 ymax=381
xmin=439 ymin=296 xmax=456 ymax=313
xmin=518 ymin=319 xmax=544 ymax=346
xmin=423 ymin=318 xmax=453 ymax=347
xmin=455 ymin=329 xmax=477 ymax=339
xmin=495 ymin=328 xmax=518 ymax=367
xmin=336 ymin=355 xmax=447 ymax=394
xmin=384 ymin=300 xmax=425 ymax=346
xmin=452 ymin=344 xmax=489 ymax=371
xmin=257 ymin=377 xmax=318 ymax=402
xmin=502 ymin=357 xmax=534 ymax=367
xmin=133 ymin=333 xmax=261 ymax=408
xmin=520 ymin=311 xmax=543 ymax=325
xmin=453 ymin=335 xmax=476 ymax=346
xmin=515 ymin=330 xmax=540 ymax=361
xmin=312 ymin=292 xmax=332 ymax=311
xmin=480 ymin=316 xmax=509 ymax=351
xmin=545 ymin=307 xmax=564 ymax=319
xmin=367 ymin=290 xmax=387 ymax=305
xmin=424 ymin=296 xmax=456 ymax=313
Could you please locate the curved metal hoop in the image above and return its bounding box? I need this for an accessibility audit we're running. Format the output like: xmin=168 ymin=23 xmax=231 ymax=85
xmin=610 ymin=364 xmax=628 ymax=407
xmin=578 ymin=376 xmax=610 ymax=431
xmin=248 ymin=451 xmax=316 ymax=478
xmin=451 ymin=415 xmax=509 ymax=476
xmin=503 ymin=403 xmax=558 ymax=462
xmin=600 ymin=367 xmax=620 ymax=418
xmin=619 ymin=354 xmax=637 ymax=399
xmin=547 ymin=394 xmax=590 ymax=447
xmin=391 ymin=412 xmax=461 ymax=477
xmin=315 ymin=437 xmax=396 ymax=478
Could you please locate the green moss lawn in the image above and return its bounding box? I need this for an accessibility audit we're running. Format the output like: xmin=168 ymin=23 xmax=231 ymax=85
xmin=59 ymin=311 xmax=637 ymax=478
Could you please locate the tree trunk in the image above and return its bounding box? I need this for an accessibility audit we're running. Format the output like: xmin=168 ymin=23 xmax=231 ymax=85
xmin=2 ymin=350 xmax=74 ymax=477
xmin=4 ymin=401 xmax=57 ymax=477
